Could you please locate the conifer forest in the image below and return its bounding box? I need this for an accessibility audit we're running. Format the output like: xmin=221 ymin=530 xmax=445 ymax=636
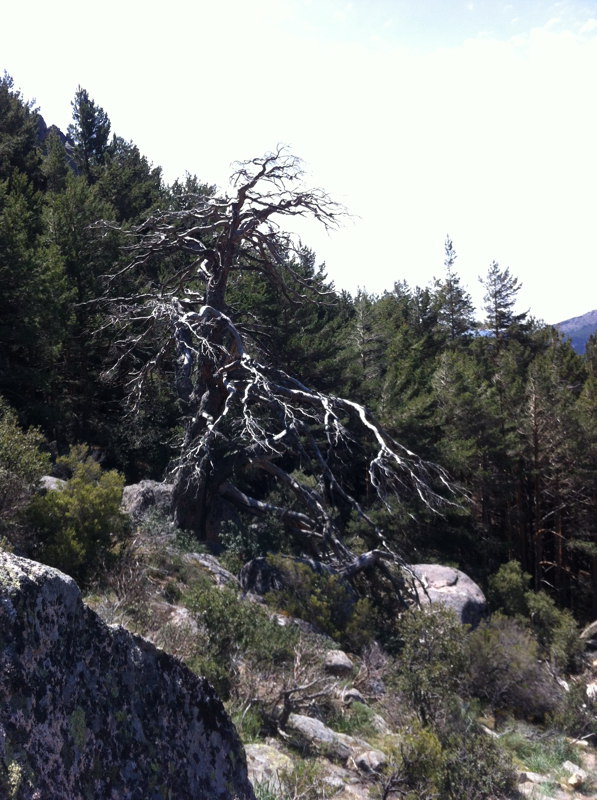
xmin=1 ymin=74 xmax=596 ymax=622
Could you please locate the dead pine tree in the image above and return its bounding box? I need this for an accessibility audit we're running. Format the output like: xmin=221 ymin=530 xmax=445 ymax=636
xmin=101 ymin=147 xmax=454 ymax=594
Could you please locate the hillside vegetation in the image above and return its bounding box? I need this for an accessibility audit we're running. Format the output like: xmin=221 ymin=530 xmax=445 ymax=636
xmin=1 ymin=74 xmax=597 ymax=798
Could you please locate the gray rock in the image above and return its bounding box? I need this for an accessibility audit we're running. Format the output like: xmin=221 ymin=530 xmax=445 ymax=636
xmin=409 ymin=563 xmax=487 ymax=626
xmin=352 ymin=749 xmax=387 ymax=773
xmin=286 ymin=714 xmax=369 ymax=763
xmin=369 ymin=713 xmax=392 ymax=735
xmin=245 ymin=742 xmax=293 ymax=789
xmin=183 ymin=552 xmax=240 ymax=587
xmin=561 ymin=760 xmax=587 ymax=788
xmin=580 ymin=619 xmax=597 ymax=651
xmin=324 ymin=649 xmax=354 ymax=676
xmin=0 ymin=551 xmax=254 ymax=800
xmin=518 ymin=769 xmax=549 ymax=784
xmin=121 ymin=479 xmax=174 ymax=520
xmin=341 ymin=687 xmax=366 ymax=706
xmin=37 ymin=475 xmax=67 ymax=493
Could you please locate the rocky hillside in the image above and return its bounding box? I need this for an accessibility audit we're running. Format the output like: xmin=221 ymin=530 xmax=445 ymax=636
xmin=92 ymin=486 xmax=597 ymax=800
xmin=1 ymin=480 xmax=596 ymax=799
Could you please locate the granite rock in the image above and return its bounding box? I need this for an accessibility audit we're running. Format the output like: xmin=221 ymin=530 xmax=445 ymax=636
xmin=0 ymin=551 xmax=254 ymax=800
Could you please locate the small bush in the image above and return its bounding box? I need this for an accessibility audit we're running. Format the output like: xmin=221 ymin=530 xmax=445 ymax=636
xmin=185 ymin=578 xmax=298 ymax=698
xmin=24 ymin=445 xmax=130 ymax=585
xmin=487 ymin=559 xmax=531 ymax=617
xmin=254 ymin=760 xmax=332 ymax=800
xmin=381 ymin=714 xmax=517 ymax=800
xmin=393 ymin=605 xmax=469 ymax=726
xmin=381 ymin=721 xmax=445 ymax=799
xmin=488 ymin=560 xmax=582 ymax=672
xmin=468 ymin=613 xmax=558 ymax=720
xmin=264 ymin=555 xmax=376 ymax=651
xmin=525 ymin=590 xmax=582 ymax=672
xmin=500 ymin=728 xmax=576 ymax=774
xmin=328 ymin=700 xmax=378 ymax=738
xmin=548 ymin=678 xmax=597 ymax=740
xmin=0 ymin=397 xmax=49 ymax=543
xmin=440 ymin=722 xmax=517 ymax=800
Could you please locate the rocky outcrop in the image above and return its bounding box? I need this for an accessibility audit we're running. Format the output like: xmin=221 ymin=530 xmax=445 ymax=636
xmin=286 ymin=714 xmax=387 ymax=767
xmin=37 ymin=475 xmax=67 ymax=493
xmin=0 ymin=551 xmax=255 ymax=800
xmin=324 ymin=650 xmax=354 ymax=677
xmin=410 ymin=563 xmax=487 ymax=626
xmin=184 ymin=552 xmax=239 ymax=587
xmin=244 ymin=742 xmax=294 ymax=789
xmin=121 ymin=479 xmax=174 ymax=521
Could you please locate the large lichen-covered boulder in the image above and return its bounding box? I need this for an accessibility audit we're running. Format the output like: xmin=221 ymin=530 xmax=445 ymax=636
xmin=0 ymin=551 xmax=255 ymax=800
xmin=409 ymin=563 xmax=487 ymax=627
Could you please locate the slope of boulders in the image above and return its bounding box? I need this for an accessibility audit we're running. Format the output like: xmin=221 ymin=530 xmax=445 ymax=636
xmin=79 ymin=486 xmax=597 ymax=799
xmin=8 ymin=477 xmax=594 ymax=800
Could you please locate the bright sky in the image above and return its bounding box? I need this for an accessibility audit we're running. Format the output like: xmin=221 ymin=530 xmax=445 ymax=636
xmin=3 ymin=0 xmax=597 ymax=324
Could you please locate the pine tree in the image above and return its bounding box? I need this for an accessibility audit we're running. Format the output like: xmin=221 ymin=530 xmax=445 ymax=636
xmin=480 ymin=261 xmax=528 ymax=343
xmin=41 ymin=128 xmax=70 ymax=193
xmin=0 ymin=172 xmax=68 ymax=424
xmin=0 ymin=73 xmax=43 ymax=188
xmin=434 ymin=236 xmax=475 ymax=342
xmin=96 ymin=136 xmax=163 ymax=223
xmin=68 ymin=87 xmax=111 ymax=183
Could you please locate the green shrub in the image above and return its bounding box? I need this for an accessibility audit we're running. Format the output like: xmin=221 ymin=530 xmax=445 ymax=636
xmin=231 ymin=705 xmax=264 ymax=743
xmin=0 ymin=398 xmax=49 ymax=540
xmin=394 ymin=605 xmax=469 ymax=726
xmin=185 ymin=577 xmax=298 ymax=698
xmin=500 ymin=728 xmax=576 ymax=774
xmin=328 ymin=700 xmax=378 ymax=738
xmin=525 ymin=590 xmax=582 ymax=672
xmin=24 ymin=445 xmax=130 ymax=585
xmin=254 ymin=760 xmax=332 ymax=800
xmin=488 ymin=560 xmax=581 ymax=672
xmin=264 ymin=555 xmax=376 ymax=651
xmin=468 ymin=613 xmax=558 ymax=720
xmin=440 ymin=722 xmax=517 ymax=800
xmin=382 ymin=713 xmax=516 ymax=800
xmin=548 ymin=679 xmax=597 ymax=739
xmin=382 ymin=721 xmax=445 ymax=799
xmin=487 ymin=559 xmax=531 ymax=617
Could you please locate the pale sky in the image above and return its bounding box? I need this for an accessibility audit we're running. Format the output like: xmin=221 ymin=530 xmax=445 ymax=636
xmin=3 ymin=0 xmax=597 ymax=324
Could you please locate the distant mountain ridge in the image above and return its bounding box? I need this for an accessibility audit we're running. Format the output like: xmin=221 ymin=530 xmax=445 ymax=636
xmin=555 ymin=309 xmax=597 ymax=354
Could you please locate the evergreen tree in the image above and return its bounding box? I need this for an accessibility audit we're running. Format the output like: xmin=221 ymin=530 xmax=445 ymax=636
xmin=380 ymin=283 xmax=443 ymax=454
xmin=434 ymin=236 xmax=475 ymax=342
xmin=516 ymin=333 xmax=587 ymax=604
xmin=0 ymin=172 xmax=68 ymax=424
xmin=480 ymin=261 xmax=528 ymax=343
xmin=41 ymin=128 xmax=70 ymax=193
xmin=96 ymin=136 xmax=163 ymax=223
xmin=68 ymin=86 xmax=111 ymax=183
xmin=45 ymin=173 xmax=121 ymax=447
xmin=342 ymin=289 xmax=385 ymax=404
xmin=0 ymin=73 xmax=43 ymax=188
